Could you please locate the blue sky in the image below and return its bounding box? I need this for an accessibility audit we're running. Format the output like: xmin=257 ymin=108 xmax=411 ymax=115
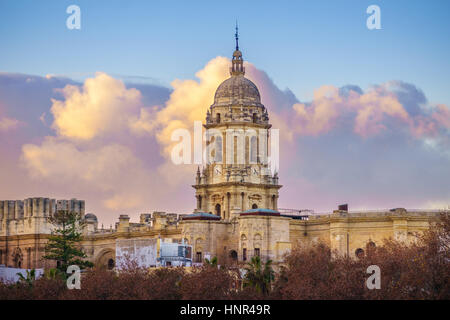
xmin=1 ymin=0 xmax=449 ymax=103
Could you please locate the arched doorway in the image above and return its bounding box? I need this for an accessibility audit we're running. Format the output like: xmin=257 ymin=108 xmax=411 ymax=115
xmin=229 ymin=250 xmax=238 ymax=261
xmin=215 ymin=203 xmax=221 ymax=216
xmin=95 ymin=249 xmax=115 ymax=269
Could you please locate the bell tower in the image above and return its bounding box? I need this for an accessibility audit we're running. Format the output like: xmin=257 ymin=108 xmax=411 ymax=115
xmin=193 ymin=28 xmax=281 ymax=220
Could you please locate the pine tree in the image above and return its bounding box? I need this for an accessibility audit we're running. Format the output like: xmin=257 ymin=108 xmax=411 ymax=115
xmin=43 ymin=210 xmax=93 ymax=276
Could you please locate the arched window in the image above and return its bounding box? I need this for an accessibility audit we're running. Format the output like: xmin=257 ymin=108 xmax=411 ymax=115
xmin=215 ymin=136 xmax=222 ymax=163
xmin=215 ymin=204 xmax=221 ymax=216
xmin=252 ymin=203 xmax=258 ymax=209
xmin=252 ymin=113 xmax=257 ymax=123
xmin=230 ymin=250 xmax=238 ymax=261
xmin=250 ymin=136 xmax=257 ymax=163
xmin=0 ymin=250 xmax=2 ymax=265
xmin=216 ymin=113 xmax=221 ymax=123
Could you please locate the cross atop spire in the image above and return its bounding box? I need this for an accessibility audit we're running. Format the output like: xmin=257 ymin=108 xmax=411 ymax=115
xmin=235 ymin=21 xmax=239 ymax=51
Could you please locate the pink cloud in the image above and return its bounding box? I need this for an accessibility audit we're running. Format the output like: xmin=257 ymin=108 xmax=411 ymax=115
xmin=0 ymin=116 xmax=22 ymax=132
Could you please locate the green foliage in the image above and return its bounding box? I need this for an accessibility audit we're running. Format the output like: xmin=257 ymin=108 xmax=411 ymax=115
xmin=243 ymin=256 xmax=275 ymax=295
xmin=204 ymin=256 xmax=218 ymax=267
xmin=44 ymin=268 xmax=62 ymax=280
xmin=43 ymin=210 xmax=93 ymax=276
xmin=17 ymin=269 xmax=36 ymax=287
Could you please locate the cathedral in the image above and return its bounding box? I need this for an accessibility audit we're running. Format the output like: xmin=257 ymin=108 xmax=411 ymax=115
xmin=0 ymin=35 xmax=445 ymax=270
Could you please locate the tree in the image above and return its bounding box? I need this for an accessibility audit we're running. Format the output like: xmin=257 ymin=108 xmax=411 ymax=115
xmin=243 ymin=256 xmax=275 ymax=295
xmin=180 ymin=265 xmax=237 ymax=299
xmin=43 ymin=210 xmax=93 ymax=276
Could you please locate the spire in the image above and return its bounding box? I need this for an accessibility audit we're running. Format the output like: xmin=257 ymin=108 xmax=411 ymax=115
xmin=235 ymin=21 xmax=239 ymax=51
xmin=230 ymin=23 xmax=245 ymax=76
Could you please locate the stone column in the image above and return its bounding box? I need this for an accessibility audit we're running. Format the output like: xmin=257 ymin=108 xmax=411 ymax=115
xmin=8 ymin=201 xmax=14 ymax=220
xmin=50 ymin=199 xmax=56 ymax=216
xmin=38 ymin=198 xmax=44 ymax=217
xmin=27 ymin=198 xmax=33 ymax=217
xmin=44 ymin=198 xmax=50 ymax=217
xmin=32 ymin=198 xmax=38 ymax=216
xmin=196 ymin=195 xmax=201 ymax=210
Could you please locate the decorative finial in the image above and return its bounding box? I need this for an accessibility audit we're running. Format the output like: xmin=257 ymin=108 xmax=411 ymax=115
xmin=235 ymin=21 xmax=239 ymax=51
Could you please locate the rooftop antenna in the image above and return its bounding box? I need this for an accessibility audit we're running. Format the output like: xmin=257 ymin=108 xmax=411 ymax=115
xmin=235 ymin=21 xmax=239 ymax=51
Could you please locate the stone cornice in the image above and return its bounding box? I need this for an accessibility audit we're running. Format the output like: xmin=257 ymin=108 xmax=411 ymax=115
xmin=193 ymin=182 xmax=282 ymax=189
xmin=204 ymin=122 xmax=272 ymax=130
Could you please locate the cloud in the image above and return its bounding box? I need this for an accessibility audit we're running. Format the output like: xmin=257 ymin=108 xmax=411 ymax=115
xmin=0 ymin=116 xmax=21 ymax=131
xmin=287 ymin=82 xmax=450 ymax=143
xmin=131 ymin=57 xmax=230 ymax=156
xmin=21 ymin=138 xmax=157 ymax=211
xmin=50 ymin=72 xmax=143 ymax=140
xmin=0 ymin=72 xmax=173 ymax=224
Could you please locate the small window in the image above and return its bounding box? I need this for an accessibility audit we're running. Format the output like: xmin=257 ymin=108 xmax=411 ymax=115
xmin=252 ymin=204 xmax=258 ymax=209
xmin=196 ymin=252 xmax=202 ymax=263
xmin=252 ymin=113 xmax=257 ymax=123
xmin=254 ymin=248 xmax=260 ymax=257
xmin=355 ymin=248 xmax=365 ymax=259
xmin=216 ymin=113 xmax=221 ymax=123
xmin=243 ymin=248 xmax=247 ymax=261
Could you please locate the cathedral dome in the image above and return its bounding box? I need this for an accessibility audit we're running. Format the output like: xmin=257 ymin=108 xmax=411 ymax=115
xmin=213 ymin=75 xmax=261 ymax=107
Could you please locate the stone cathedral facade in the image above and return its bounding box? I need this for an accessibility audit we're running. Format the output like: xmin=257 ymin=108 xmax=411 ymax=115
xmin=0 ymin=39 xmax=446 ymax=270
